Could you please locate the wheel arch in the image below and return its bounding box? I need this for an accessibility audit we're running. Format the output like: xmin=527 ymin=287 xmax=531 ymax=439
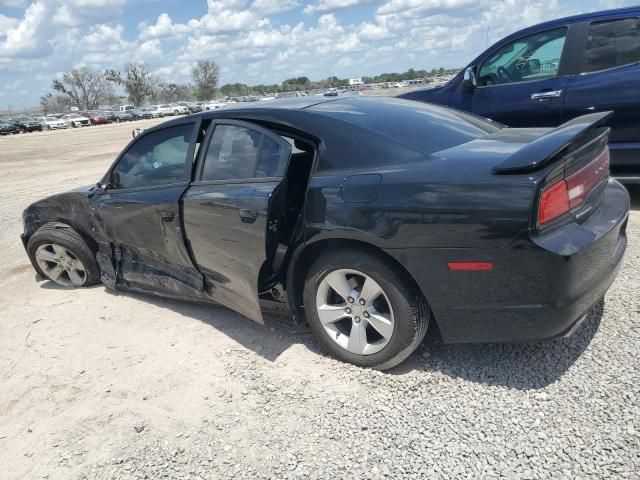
xmin=285 ymin=237 xmax=436 ymax=328
xmin=24 ymin=217 xmax=99 ymax=256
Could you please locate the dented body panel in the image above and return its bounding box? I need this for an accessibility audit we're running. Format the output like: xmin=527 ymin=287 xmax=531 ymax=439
xmin=21 ymin=96 xmax=629 ymax=344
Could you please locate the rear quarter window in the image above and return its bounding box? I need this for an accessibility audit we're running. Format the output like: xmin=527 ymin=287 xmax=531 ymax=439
xmin=582 ymin=17 xmax=640 ymax=73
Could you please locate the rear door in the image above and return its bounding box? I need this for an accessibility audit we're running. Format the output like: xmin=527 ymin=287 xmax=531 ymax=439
xmin=182 ymin=120 xmax=292 ymax=323
xmin=91 ymin=120 xmax=204 ymax=295
xmin=563 ymin=16 xmax=640 ymax=179
xmin=473 ymin=26 xmax=571 ymax=127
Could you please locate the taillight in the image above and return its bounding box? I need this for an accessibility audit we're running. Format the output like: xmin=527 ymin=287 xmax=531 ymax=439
xmin=538 ymin=180 xmax=569 ymax=225
xmin=538 ymin=147 xmax=609 ymax=226
xmin=565 ymin=147 xmax=609 ymax=209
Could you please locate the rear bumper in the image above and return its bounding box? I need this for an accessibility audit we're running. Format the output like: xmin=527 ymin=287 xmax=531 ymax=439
xmin=387 ymin=179 xmax=629 ymax=344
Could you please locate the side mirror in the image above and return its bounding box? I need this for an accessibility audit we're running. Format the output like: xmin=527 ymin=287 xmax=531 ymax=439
xmin=527 ymin=58 xmax=541 ymax=74
xmin=462 ymin=66 xmax=477 ymax=90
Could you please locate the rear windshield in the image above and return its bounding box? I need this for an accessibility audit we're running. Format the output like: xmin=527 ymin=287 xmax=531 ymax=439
xmin=310 ymin=97 xmax=501 ymax=155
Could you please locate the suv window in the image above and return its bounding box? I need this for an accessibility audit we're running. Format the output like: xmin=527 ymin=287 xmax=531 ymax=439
xmin=111 ymin=124 xmax=194 ymax=190
xmin=201 ymin=124 xmax=289 ymax=181
xmin=478 ymin=28 xmax=567 ymax=86
xmin=582 ymin=18 xmax=640 ymax=73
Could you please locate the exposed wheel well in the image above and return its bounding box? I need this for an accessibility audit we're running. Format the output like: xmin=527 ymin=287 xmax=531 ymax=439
xmin=286 ymin=238 xmax=435 ymax=328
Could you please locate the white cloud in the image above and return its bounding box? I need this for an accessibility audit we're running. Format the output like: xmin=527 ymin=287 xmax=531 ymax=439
xmin=304 ymin=0 xmax=373 ymax=15
xmin=0 ymin=14 xmax=19 ymax=36
xmin=251 ymin=0 xmax=299 ymax=14
xmin=138 ymin=13 xmax=190 ymax=40
xmin=0 ymin=1 xmax=52 ymax=58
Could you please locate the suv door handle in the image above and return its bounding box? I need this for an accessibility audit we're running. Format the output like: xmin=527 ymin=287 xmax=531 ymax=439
xmin=239 ymin=209 xmax=258 ymax=223
xmin=160 ymin=210 xmax=176 ymax=222
xmin=531 ymin=90 xmax=563 ymax=101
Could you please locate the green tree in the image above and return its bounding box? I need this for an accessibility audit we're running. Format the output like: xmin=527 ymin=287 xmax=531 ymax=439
xmin=192 ymin=60 xmax=220 ymax=100
xmin=51 ymin=66 xmax=113 ymax=110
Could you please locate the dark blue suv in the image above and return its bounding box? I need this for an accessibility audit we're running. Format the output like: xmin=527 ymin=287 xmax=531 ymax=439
xmin=399 ymin=7 xmax=640 ymax=182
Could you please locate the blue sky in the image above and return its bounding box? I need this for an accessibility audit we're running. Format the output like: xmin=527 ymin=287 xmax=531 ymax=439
xmin=0 ymin=0 xmax=636 ymax=107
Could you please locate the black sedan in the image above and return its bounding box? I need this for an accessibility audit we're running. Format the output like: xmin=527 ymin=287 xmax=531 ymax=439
xmin=12 ymin=116 xmax=43 ymax=133
xmin=20 ymin=97 xmax=629 ymax=369
xmin=0 ymin=120 xmax=20 ymax=135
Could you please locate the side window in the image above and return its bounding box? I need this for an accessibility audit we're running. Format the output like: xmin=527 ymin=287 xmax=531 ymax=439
xmin=111 ymin=123 xmax=194 ymax=190
xmin=201 ymin=124 xmax=289 ymax=181
xmin=582 ymin=18 xmax=640 ymax=73
xmin=478 ymin=28 xmax=567 ymax=86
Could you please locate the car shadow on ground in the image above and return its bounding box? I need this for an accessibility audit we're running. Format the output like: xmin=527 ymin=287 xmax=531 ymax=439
xmin=101 ymin=289 xmax=318 ymax=363
xmin=628 ymin=185 xmax=640 ymax=211
xmin=392 ymin=300 xmax=604 ymax=389
xmin=92 ymin=286 xmax=603 ymax=390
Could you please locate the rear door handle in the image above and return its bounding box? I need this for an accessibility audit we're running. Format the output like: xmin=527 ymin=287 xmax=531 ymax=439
xmin=160 ymin=210 xmax=176 ymax=222
xmin=239 ymin=209 xmax=258 ymax=223
xmin=531 ymin=90 xmax=563 ymax=101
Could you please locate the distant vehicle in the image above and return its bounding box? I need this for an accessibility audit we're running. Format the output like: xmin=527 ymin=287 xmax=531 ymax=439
xmin=116 ymin=105 xmax=135 ymax=112
xmin=111 ymin=111 xmax=135 ymax=123
xmin=0 ymin=120 xmax=20 ymax=135
xmin=12 ymin=116 xmax=43 ymax=133
xmin=323 ymin=90 xmax=338 ymax=97
xmin=150 ymin=104 xmax=175 ymax=116
xmin=203 ymin=100 xmax=225 ymax=110
xmin=399 ymin=6 xmax=640 ymax=182
xmin=61 ymin=114 xmax=91 ymax=128
xmin=129 ymin=109 xmax=153 ymax=120
xmin=42 ymin=115 xmax=69 ymax=130
xmin=141 ymin=107 xmax=161 ymax=118
xmin=181 ymin=102 xmax=203 ymax=113
xmin=20 ymin=97 xmax=628 ymax=370
xmin=170 ymin=103 xmax=189 ymax=115
xmin=81 ymin=112 xmax=109 ymax=125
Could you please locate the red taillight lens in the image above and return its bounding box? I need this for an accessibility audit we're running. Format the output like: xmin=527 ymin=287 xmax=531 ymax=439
xmin=538 ymin=147 xmax=609 ymax=226
xmin=538 ymin=179 xmax=569 ymax=225
xmin=565 ymin=148 xmax=609 ymax=209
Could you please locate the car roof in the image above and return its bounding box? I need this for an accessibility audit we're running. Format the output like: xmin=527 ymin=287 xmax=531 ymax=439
xmin=491 ymin=6 xmax=640 ymax=47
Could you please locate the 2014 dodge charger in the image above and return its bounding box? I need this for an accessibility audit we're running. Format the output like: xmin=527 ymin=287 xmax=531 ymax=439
xmin=21 ymin=97 xmax=629 ymax=370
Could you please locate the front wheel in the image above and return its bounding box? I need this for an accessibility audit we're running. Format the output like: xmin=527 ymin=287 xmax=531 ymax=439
xmin=27 ymin=224 xmax=100 ymax=288
xmin=303 ymin=248 xmax=429 ymax=370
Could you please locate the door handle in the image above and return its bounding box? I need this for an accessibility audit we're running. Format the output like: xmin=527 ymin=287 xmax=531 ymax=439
xmin=239 ymin=209 xmax=258 ymax=223
xmin=160 ymin=210 xmax=176 ymax=222
xmin=531 ymin=90 xmax=563 ymax=101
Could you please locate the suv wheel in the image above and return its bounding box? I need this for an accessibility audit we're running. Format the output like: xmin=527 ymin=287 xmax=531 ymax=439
xmin=27 ymin=224 xmax=100 ymax=288
xmin=303 ymin=248 xmax=429 ymax=370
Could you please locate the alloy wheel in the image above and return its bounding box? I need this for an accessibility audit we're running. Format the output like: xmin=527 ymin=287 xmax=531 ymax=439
xmin=315 ymin=269 xmax=395 ymax=355
xmin=34 ymin=243 xmax=87 ymax=287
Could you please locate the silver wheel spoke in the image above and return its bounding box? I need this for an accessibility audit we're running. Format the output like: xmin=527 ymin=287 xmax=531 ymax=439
xmin=35 ymin=249 xmax=57 ymax=262
xmin=317 ymin=304 xmax=347 ymax=325
xmin=68 ymin=269 xmax=85 ymax=287
xmin=48 ymin=266 xmax=64 ymax=281
xmin=325 ymin=270 xmax=354 ymax=302
xmin=367 ymin=309 xmax=394 ymax=339
xmin=347 ymin=322 xmax=368 ymax=355
xmin=360 ymin=277 xmax=383 ymax=305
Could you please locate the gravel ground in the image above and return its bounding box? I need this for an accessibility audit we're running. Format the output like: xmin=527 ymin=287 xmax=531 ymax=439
xmin=0 ymin=123 xmax=639 ymax=479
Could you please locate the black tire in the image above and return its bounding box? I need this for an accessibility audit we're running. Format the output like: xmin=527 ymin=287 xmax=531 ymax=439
xmin=27 ymin=223 xmax=100 ymax=287
xmin=303 ymin=247 xmax=429 ymax=370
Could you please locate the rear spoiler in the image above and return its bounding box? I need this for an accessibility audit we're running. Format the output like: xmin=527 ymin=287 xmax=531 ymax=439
xmin=493 ymin=111 xmax=614 ymax=174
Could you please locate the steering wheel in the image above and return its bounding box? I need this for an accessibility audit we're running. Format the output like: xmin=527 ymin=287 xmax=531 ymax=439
xmin=497 ymin=66 xmax=513 ymax=83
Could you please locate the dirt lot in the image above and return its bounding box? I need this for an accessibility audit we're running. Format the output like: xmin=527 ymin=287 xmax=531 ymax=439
xmin=1 ymin=121 xmax=639 ymax=479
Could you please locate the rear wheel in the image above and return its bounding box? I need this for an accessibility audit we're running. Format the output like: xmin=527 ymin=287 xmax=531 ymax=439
xmin=303 ymin=248 xmax=429 ymax=370
xmin=27 ymin=224 xmax=100 ymax=288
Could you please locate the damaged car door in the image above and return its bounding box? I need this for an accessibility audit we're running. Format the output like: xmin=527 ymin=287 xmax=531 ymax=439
xmin=91 ymin=120 xmax=204 ymax=296
xmin=182 ymin=120 xmax=292 ymax=323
